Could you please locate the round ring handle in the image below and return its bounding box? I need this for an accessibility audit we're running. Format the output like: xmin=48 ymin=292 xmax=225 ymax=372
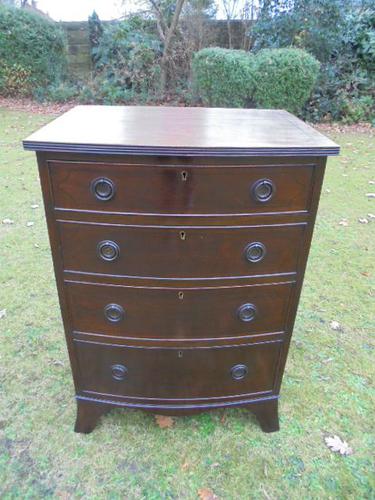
xmin=251 ymin=179 xmax=275 ymax=202
xmin=231 ymin=364 xmax=248 ymax=381
xmin=97 ymin=240 xmax=120 ymax=261
xmin=91 ymin=177 xmax=115 ymax=201
xmin=237 ymin=303 xmax=257 ymax=322
xmin=104 ymin=303 xmax=125 ymax=323
xmin=111 ymin=364 xmax=127 ymax=381
xmin=244 ymin=242 xmax=266 ymax=263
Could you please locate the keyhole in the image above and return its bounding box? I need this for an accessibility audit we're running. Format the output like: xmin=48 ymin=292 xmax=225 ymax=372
xmin=181 ymin=171 xmax=188 ymax=181
xmin=178 ymin=350 xmax=183 ymax=358
xmin=180 ymin=231 xmax=186 ymax=241
xmin=178 ymin=291 xmax=184 ymax=300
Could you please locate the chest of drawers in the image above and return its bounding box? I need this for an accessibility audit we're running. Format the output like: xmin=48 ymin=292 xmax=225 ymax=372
xmin=23 ymin=106 xmax=339 ymax=433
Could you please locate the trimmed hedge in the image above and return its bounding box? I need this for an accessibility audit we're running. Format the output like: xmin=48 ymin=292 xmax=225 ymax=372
xmin=192 ymin=48 xmax=256 ymax=108
xmin=192 ymin=47 xmax=320 ymax=113
xmin=0 ymin=6 xmax=67 ymax=96
xmin=253 ymin=49 xmax=320 ymax=113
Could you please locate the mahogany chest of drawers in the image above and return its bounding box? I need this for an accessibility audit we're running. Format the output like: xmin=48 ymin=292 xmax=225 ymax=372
xmin=23 ymin=106 xmax=339 ymax=433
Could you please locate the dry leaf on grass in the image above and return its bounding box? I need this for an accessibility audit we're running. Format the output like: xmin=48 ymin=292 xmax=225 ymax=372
xmin=330 ymin=320 xmax=342 ymax=331
xmin=0 ymin=309 xmax=6 ymax=319
xmin=154 ymin=415 xmax=174 ymax=428
xmin=198 ymin=487 xmax=218 ymax=500
xmin=338 ymin=219 xmax=349 ymax=226
xmin=325 ymin=435 xmax=353 ymax=456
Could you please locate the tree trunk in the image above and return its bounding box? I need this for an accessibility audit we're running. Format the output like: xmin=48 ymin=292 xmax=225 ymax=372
xmin=159 ymin=0 xmax=186 ymax=94
xmin=226 ymin=18 xmax=233 ymax=49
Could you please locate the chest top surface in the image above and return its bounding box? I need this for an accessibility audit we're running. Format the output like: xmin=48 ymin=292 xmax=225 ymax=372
xmin=23 ymin=105 xmax=339 ymax=157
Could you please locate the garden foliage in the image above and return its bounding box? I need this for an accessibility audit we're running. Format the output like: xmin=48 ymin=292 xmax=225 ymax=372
xmin=0 ymin=5 xmax=67 ymax=96
xmin=193 ymin=47 xmax=320 ymax=113
xmin=252 ymin=0 xmax=375 ymax=122
xmin=192 ymin=48 xmax=256 ymax=107
xmin=83 ymin=16 xmax=162 ymax=104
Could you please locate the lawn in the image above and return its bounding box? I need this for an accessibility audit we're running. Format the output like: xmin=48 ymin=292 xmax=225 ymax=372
xmin=0 ymin=107 xmax=374 ymax=499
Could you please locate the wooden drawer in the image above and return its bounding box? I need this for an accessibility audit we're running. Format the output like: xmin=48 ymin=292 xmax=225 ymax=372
xmin=66 ymin=281 xmax=293 ymax=340
xmin=74 ymin=340 xmax=282 ymax=401
xmin=58 ymin=221 xmax=306 ymax=279
xmin=50 ymin=161 xmax=314 ymax=215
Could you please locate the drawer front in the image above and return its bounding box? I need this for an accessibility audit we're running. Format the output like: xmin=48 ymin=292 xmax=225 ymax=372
xmin=50 ymin=161 xmax=314 ymax=215
xmin=66 ymin=281 xmax=293 ymax=340
xmin=75 ymin=340 xmax=282 ymax=401
xmin=59 ymin=222 xmax=305 ymax=279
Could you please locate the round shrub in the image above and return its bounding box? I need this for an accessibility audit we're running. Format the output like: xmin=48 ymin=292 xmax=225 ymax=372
xmin=192 ymin=47 xmax=256 ymax=108
xmin=252 ymin=48 xmax=320 ymax=113
xmin=0 ymin=6 xmax=67 ymax=96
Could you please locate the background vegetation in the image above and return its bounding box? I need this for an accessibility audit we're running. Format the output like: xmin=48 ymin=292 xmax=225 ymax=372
xmin=192 ymin=47 xmax=320 ymax=112
xmin=0 ymin=107 xmax=374 ymax=498
xmin=0 ymin=5 xmax=67 ymax=96
xmin=0 ymin=0 xmax=374 ymax=123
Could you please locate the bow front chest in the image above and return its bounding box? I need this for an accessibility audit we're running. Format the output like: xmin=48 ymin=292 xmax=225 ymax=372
xmin=23 ymin=106 xmax=339 ymax=433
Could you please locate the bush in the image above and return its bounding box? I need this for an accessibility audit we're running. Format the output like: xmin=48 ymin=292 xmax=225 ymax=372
xmin=252 ymin=48 xmax=320 ymax=114
xmin=0 ymin=62 xmax=32 ymax=97
xmin=192 ymin=48 xmax=256 ymax=107
xmin=0 ymin=6 xmax=67 ymax=96
xmin=192 ymin=47 xmax=320 ymax=113
xmin=90 ymin=16 xmax=162 ymax=102
xmin=251 ymin=0 xmax=374 ymax=123
xmin=33 ymin=82 xmax=80 ymax=103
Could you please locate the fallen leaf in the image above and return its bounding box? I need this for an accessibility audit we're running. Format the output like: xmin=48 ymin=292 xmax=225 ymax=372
xmin=181 ymin=461 xmax=190 ymax=471
xmin=155 ymin=415 xmax=174 ymax=429
xmin=211 ymin=462 xmax=220 ymax=468
xmin=338 ymin=219 xmax=349 ymax=226
xmin=366 ymin=193 xmax=375 ymax=198
xmin=31 ymin=204 xmax=39 ymax=209
xmin=358 ymin=217 xmax=369 ymax=224
xmin=51 ymin=359 xmax=65 ymax=367
xmin=2 ymin=218 xmax=14 ymax=225
xmin=26 ymin=221 xmax=34 ymax=227
xmin=260 ymin=485 xmax=272 ymax=500
xmin=55 ymin=491 xmax=72 ymax=500
xmin=0 ymin=309 xmax=6 ymax=319
xmin=198 ymin=488 xmax=218 ymax=500
xmin=330 ymin=320 xmax=342 ymax=331
xmin=361 ymin=272 xmax=370 ymax=277
xmin=325 ymin=435 xmax=353 ymax=456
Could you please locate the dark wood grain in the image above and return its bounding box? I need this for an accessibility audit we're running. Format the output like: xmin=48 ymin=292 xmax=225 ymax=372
xmin=23 ymin=106 xmax=339 ymax=156
xmin=74 ymin=339 xmax=283 ymax=401
xmin=25 ymin=106 xmax=337 ymax=433
xmin=65 ymin=280 xmax=294 ymax=341
xmin=49 ymin=160 xmax=315 ymax=215
xmin=58 ymin=221 xmax=306 ymax=279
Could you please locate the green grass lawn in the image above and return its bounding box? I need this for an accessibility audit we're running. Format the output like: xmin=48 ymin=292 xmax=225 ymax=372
xmin=0 ymin=107 xmax=374 ymax=499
